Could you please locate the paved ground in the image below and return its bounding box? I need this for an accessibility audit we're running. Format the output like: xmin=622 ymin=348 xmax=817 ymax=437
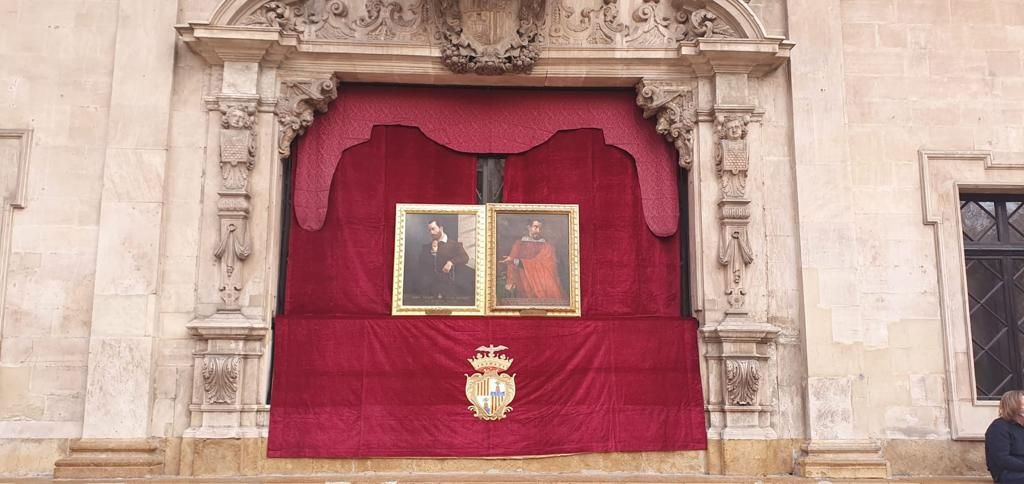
xmin=0 ymin=474 xmax=994 ymax=484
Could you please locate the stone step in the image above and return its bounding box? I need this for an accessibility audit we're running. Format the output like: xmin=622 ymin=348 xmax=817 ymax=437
xmin=0 ymin=474 xmax=993 ymax=483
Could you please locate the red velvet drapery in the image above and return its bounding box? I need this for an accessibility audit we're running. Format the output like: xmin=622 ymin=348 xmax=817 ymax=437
xmin=284 ymin=126 xmax=477 ymax=315
xmin=291 ymin=84 xmax=681 ymax=236
xmin=270 ymin=89 xmax=705 ymax=458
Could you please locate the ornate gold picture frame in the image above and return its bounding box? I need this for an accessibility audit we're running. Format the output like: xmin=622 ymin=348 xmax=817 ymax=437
xmin=392 ymin=204 xmax=487 ymax=316
xmin=486 ymin=204 xmax=581 ymax=317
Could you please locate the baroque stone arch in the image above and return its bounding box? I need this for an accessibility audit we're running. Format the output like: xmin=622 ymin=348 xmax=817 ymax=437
xmin=201 ymin=0 xmax=773 ymax=42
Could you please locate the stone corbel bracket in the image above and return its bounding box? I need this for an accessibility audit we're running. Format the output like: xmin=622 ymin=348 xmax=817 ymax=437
xmin=635 ymin=79 xmax=697 ymax=169
xmin=701 ymin=321 xmax=780 ymax=439
xmin=275 ymin=75 xmax=339 ymax=159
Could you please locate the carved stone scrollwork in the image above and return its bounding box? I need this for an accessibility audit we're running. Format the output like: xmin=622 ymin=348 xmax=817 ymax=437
xmin=625 ymin=0 xmax=739 ymax=46
xmin=276 ymin=76 xmax=339 ymax=158
xmin=548 ymin=0 xmax=624 ymax=45
xmin=725 ymin=359 xmax=760 ymax=406
xmin=715 ymin=113 xmax=754 ymax=310
xmin=215 ymin=103 xmax=257 ymax=310
xmin=635 ymin=80 xmax=696 ymax=169
xmin=436 ymin=0 xmax=547 ymax=75
xmin=201 ymin=356 xmax=241 ymax=404
xmin=239 ymin=0 xmax=429 ymax=41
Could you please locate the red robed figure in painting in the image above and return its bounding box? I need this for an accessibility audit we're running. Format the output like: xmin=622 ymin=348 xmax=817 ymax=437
xmin=501 ymin=219 xmax=566 ymax=303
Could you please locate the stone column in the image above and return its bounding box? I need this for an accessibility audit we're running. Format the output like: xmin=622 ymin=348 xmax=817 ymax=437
xmin=788 ymin=0 xmax=890 ymax=478
xmin=53 ymin=0 xmax=179 ymax=478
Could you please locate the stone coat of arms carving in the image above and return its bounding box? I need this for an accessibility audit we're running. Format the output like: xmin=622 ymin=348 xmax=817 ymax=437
xmin=465 ymin=345 xmax=516 ymax=420
xmin=437 ymin=0 xmax=546 ymax=75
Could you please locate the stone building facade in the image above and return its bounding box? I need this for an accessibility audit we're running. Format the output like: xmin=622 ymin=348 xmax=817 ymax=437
xmin=0 ymin=0 xmax=1022 ymax=479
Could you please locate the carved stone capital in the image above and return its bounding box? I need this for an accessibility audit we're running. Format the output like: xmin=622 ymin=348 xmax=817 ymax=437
xmin=436 ymin=0 xmax=547 ymax=75
xmin=635 ymin=80 xmax=696 ymax=169
xmin=276 ymin=76 xmax=339 ymax=158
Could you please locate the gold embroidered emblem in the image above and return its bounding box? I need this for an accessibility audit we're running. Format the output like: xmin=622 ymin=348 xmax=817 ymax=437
xmin=465 ymin=345 xmax=516 ymax=421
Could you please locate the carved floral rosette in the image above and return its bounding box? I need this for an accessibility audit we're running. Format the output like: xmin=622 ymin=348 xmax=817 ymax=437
xmin=435 ymin=0 xmax=547 ymax=75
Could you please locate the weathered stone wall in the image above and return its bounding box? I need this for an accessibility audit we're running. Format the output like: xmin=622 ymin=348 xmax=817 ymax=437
xmin=0 ymin=0 xmax=120 ymax=474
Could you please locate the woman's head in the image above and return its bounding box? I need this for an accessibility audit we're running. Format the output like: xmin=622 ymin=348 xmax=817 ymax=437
xmin=998 ymin=390 xmax=1024 ymax=424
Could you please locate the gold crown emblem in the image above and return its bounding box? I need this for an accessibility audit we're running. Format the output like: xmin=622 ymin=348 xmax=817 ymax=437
xmin=468 ymin=345 xmax=513 ymax=372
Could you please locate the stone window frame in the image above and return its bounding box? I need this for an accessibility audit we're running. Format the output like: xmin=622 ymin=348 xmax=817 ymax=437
xmin=919 ymin=149 xmax=1024 ymax=440
xmin=0 ymin=128 xmax=33 ymax=341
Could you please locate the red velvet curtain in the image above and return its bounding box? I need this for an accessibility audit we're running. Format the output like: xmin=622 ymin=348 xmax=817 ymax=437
xmin=284 ymin=125 xmax=477 ymax=315
xmin=504 ymin=129 xmax=679 ymax=317
xmin=272 ymin=93 xmax=705 ymax=458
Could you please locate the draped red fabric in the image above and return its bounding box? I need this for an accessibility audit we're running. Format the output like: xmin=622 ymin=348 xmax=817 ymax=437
xmin=271 ymin=90 xmax=705 ymax=458
xmin=504 ymin=129 xmax=680 ymax=317
xmin=284 ymin=125 xmax=477 ymax=315
xmin=268 ymin=316 xmax=705 ymax=458
xmin=291 ymin=84 xmax=680 ymax=236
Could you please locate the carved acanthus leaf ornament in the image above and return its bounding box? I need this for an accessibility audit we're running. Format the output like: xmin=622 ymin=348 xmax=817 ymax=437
xmin=202 ymin=356 xmax=241 ymax=404
xmin=635 ymin=80 xmax=696 ymax=169
xmin=239 ymin=0 xmax=429 ymax=41
xmin=548 ymin=0 xmax=625 ymax=45
xmin=436 ymin=0 xmax=547 ymax=75
xmin=725 ymin=359 xmax=760 ymax=406
xmin=276 ymin=76 xmax=339 ymax=158
xmin=625 ymin=0 xmax=739 ymax=46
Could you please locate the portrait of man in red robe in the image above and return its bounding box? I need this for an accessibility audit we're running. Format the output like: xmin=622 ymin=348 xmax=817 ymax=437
xmin=498 ymin=218 xmax=569 ymax=306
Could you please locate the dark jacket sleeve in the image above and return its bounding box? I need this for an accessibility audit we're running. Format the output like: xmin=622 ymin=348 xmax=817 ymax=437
xmin=447 ymin=242 xmax=470 ymax=266
xmin=987 ymin=420 xmax=1024 ymax=475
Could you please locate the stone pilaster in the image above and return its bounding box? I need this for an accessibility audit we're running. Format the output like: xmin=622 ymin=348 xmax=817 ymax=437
xmin=788 ymin=0 xmax=889 ymax=478
xmin=54 ymin=0 xmax=179 ymax=477
xmin=185 ymin=56 xmax=271 ymax=440
xmin=700 ymin=98 xmax=780 ymax=443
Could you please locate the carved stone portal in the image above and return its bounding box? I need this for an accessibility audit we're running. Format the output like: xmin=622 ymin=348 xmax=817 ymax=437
xmin=436 ymin=0 xmax=547 ymax=75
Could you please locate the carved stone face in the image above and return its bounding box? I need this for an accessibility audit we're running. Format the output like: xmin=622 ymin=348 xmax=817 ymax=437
xmin=225 ymin=109 xmax=248 ymax=129
xmin=724 ymin=119 xmax=745 ymax=140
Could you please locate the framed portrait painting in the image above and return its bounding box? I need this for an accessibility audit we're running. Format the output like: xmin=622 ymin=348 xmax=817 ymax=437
xmin=392 ymin=204 xmax=486 ymax=316
xmin=486 ymin=204 xmax=581 ymax=316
